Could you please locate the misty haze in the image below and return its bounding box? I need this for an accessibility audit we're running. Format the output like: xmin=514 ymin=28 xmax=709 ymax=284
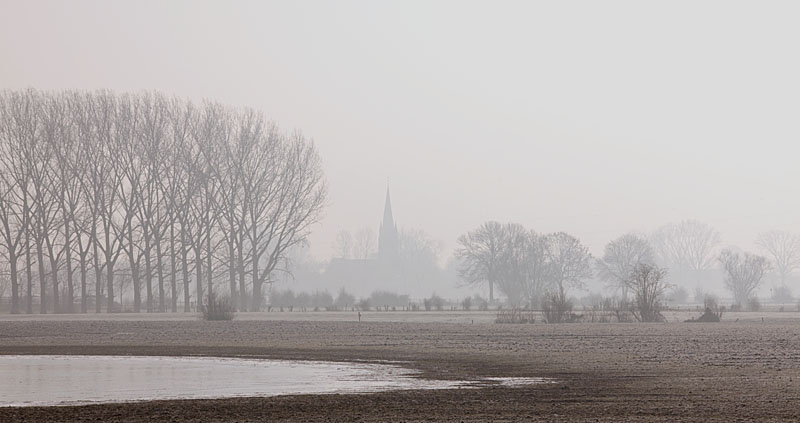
xmin=1 ymin=1 xmax=800 ymax=422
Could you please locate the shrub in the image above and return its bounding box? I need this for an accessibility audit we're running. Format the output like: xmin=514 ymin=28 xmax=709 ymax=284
xmin=334 ymin=287 xmax=356 ymax=310
xmin=426 ymin=294 xmax=445 ymax=311
xmin=369 ymin=291 xmax=410 ymax=308
xmin=495 ymin=307 xmax=536 ymax=324
xmin=667 ymin=286 xmax=689 ymax=306
xmin=687 ymin=296 xmax=723 ymax=322
xmin=270 ymin=289 xmax=295 ymax=308
xmin=311 ymin=290 xmax=334 ymax=309
xmin=202 ymin=294 xmax=235 ymax=321
xmin=295 ymin=292 xmax=311 ymax=309
xmin=771 ymin=285 xmax=793 ymax=303
xmin=747 ymin=296 xmax=761 ymax=312
xmin=461 ymin=296 xmax=472 ymax=311
xmin=542 ymin=290 xmax=573 ymax=323
xmin=356 ymin=298 xmax=370 ymax=311
xmin=703 ymin=294 xmax=719 ymax=312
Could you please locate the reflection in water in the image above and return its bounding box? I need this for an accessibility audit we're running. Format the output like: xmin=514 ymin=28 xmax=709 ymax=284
xmin=0 ymin=355 xmax=464 ymax=407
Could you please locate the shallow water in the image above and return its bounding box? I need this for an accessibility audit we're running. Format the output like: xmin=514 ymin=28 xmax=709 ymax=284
xmin=0 ymin=355 xmax=466 ymax=407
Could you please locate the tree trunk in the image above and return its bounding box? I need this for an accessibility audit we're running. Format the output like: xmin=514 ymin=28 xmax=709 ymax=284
xmin=63 ymin=219 xmax=74 ymax=313
xmin=79 ymin=255 xmax=87 ymax=313
xmin=92 ymin=226 xmax=101 ymax=313
xmin=228 ymin=240 xmax=236 ymax=311
xmin=25 ymin=233 xmax=32 ymax=314
xmin=181 ymin=224 xmax=189 ymax=312
xmin=48 ymin=248 xmax=59 ymax=314
xmin=237 ymin=237 xmax=246 ymax=312
xmin=129 ymin=221 xmax=140 ymax=313
xmin=170 ymin=223 xmax=177 ymax=312
xmin=195 ymin=247 xmax=202 ymax=311
xmin=251 ymin=240 xmax=260 ymax=312
xmin=9 ymin=255 xmax=19 ymax=314
xmin=105 ymin=230 xmax=115 ymax=313
xmin=206 ymin=224 xmax=212 ymax=304
xmin=144 ymin=233 xmax=152 ymax=313
xmin=36 ymin=240 xmax=46 ymax=314
xmin=156 ymin=239 xmax=165 ymax=313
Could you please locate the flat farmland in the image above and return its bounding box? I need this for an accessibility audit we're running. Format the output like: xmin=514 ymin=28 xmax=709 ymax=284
xmin=1 ymin=312 xmax=799 ymax=422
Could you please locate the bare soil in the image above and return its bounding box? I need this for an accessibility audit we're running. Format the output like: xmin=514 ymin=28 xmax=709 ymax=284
xmin=1 ymin=312 xmax=799 ymax=422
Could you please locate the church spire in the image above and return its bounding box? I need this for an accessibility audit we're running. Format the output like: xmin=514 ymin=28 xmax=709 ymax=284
xmin=382 ymin=186 xmax=394 ymax=229
xmin=378 ymin=185 xmax=399 ymax=262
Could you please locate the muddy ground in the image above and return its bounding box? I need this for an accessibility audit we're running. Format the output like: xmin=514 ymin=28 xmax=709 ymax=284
xmin=1 ymin=312 xmax=799 ymax=422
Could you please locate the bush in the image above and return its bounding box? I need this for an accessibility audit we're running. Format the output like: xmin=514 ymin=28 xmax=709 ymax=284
xmin=542 ymin=290 xmax=573 ymax=323
xmin=772 ymin=285 xmax=793 ymax=303
xmin=369 ymin=291 xmax=410 ymax=309
xmin=461 ymin=296 xmax=472 ymax=311
xmin=202 ymin=294 xmax=235 ymax=321
xmin=311 ymin=290 xmax=334 ymax=309
xmin=424 ymin=294 xmax=444 ymax=311
xmin=703 ymin=294 xmax=719 ymax=312
xmin=686 ymin=296 xmax=723 ymax=322
xmin=295 ymin=292 xmax=311 ymax=309
xmin=747 ymin=296 xmax=761 ymax=312
xmin=469 ymin=295 xmax=489 ymax=311
xmin=270 ymin=289 xmax=295 ymax=308
xmin=693 ymin=286 xmax=707 ymax=304
xmin=495 ymin=307 xmax=535 ymax=324
xmin=667 ymin=286 xmax=689 ymax=305
xmin=334 ymin=287 xmax=356 ymax=310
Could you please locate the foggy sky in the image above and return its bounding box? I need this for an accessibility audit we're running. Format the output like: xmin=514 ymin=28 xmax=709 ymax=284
xmin=2 ymin=0 xmax=799 ymax=261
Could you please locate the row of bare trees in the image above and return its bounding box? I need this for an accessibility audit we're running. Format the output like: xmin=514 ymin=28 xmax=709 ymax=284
xmin=0 ymin=89 xmax=326 ymax=314
xmin=458 ymin=220 xmax=776 ymax=319
xmin=455 ymin=222 xmax=593 ymax=309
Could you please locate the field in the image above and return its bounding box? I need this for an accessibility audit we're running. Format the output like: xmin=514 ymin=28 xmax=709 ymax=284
xmin=1 ymin=311 xmax=799 ymax=422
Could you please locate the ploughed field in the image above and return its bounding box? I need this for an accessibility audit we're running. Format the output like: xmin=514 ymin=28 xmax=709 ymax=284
xmin=1 ymin=311 xmax=799 ymax=422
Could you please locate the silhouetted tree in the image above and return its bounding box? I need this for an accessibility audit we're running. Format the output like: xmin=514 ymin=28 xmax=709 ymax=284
xmin=719 ymin=249 xmax=770 ymax=306
xmin=755 ymin=230 xmax=800 ymax=285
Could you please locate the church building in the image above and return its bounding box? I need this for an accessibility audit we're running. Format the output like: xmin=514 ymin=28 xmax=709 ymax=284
xmin=324 ymin=187 xmax=402 ymax=297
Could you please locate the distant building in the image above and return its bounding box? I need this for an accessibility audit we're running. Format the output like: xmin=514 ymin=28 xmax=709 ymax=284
xmin=325 ymin=187 xmax=402 ymax=297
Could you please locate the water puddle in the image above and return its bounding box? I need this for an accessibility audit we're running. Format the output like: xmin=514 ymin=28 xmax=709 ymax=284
xmin=0 ymin=355 xmax=552 ymax=407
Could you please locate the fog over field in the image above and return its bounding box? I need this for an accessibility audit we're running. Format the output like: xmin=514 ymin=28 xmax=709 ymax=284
xmin=2 ymin=1 xmax=800 ymax=307
xmin=4 ymin=2 xmax=800 ymax=422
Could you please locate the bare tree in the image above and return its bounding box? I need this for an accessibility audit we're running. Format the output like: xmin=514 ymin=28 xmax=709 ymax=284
xmin=546 ymin=232 xmax=592 ymax=295
xmin=353 ymin=227 xmax=377 ymax=260
xmin=0 ymin=90 xmax=34 ymax=314
xmin=520 ymin=230 xmax=551 ymax=307
xmin=248 ymin=132 xmax=327 ymax=311
xmin=597 ymin=233 xmax=654 ymax=298
xmin=398 ymin=227 xmax=440 ymax=293
xmin=542 ymin=232 xmax=592 ymax=323
xmin=651 ymin=220 xmax=721 ymax=285
xmin=92 ymin=90 xmax=128 ymax=313
xmin=624 ymin=263 xmax=669 ymax=322
xmin=719 ymin=249 xmax=770 ymax=307
xmin=332 ymin=230 xmax=353 ymax=259
xmin=455 ymin=221 xmax=505 ymax=302
xmin=0 ymin=89 xmax=328 ymax=314
xmin=43 ymin=92 xmax=82 ymax=313
xmin=755 ymin=230 xmax=800 ymax=285
xmin=489 ymin=223 xmax=526 ymax=305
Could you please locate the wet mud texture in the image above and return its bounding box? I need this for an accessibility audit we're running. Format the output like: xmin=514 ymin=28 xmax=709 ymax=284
xmin=1 ymin=318 xmax=799 ymax=422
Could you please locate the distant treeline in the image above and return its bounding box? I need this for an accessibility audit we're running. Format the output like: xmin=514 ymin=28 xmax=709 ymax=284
xmin=0 ymin=89 xmax=326 ymax=314
xmin=268 ymin=287 xmax=489 ymax=312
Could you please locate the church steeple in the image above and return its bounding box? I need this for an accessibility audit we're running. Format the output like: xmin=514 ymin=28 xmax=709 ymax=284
xmin=378 ymin=186 xmax=399 ymax=262
xmin=382 ymin=187 xmax=394 ymax=229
